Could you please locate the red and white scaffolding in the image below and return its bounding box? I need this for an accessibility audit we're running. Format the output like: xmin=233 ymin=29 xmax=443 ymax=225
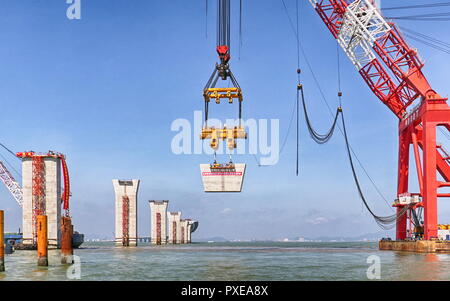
xmin=122 ymin=195 xmax=130 ymax=246
xmin=17 ymin=151 xmax=71 ymax=244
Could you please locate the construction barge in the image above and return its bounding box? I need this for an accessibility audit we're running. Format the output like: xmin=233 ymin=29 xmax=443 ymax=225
xmin=4 ymin=232 xmax=84 ymax=250
xmin=379 ymin=239 xmax=450 ymax=253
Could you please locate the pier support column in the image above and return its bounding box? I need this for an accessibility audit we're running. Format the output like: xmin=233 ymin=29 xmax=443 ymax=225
xmin=168 ymin=212 xmax=181 ymax=244
xmin=149 ymin=201 xmax=168 ymax=245
xmin=186 ymin=221 xmax=192 ymax=244
xmin=61 ymin=216 xmax=73 ymax=264
xmin=113 ymin=180 xmax=140 ymax=247
xmin=21 ymin=157 xmax=61 ymax=248
xmin=180 ymin=219 xmax=188 ymax=244
xmin=37 ymin=215 xmax=48 ymax=266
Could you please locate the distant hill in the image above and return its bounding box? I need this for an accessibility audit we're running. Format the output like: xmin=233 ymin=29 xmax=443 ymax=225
xmin=193 ymin=231 xmax=394 ymax=243
xmin=293 ymin=231 xmax=394 ymax=242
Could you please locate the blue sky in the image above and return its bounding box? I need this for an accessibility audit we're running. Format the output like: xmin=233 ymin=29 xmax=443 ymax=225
xmin=0 ymin=0 xmax=449 ymax=240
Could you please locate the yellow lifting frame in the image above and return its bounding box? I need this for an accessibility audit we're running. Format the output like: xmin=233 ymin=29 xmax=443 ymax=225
xmin=203 ymin=87 xmax=243 ymax=104
xmin=200 ymin=126 xmax=247 ymax=150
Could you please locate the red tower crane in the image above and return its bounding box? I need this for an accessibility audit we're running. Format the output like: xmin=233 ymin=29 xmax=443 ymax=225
xmin=309 ymin=0 xmax=450 ymax=240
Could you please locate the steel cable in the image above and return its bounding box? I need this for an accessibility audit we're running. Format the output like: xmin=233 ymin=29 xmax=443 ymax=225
xmin=340 ymin=110 xmax=409 ymax=229
xmin=382 ymin=2 xmax=450 ymax=11
xmin=299 ymin=86 xmax=341 ymax=144
xmin=281 ymin=0 xmax=393 ymax=210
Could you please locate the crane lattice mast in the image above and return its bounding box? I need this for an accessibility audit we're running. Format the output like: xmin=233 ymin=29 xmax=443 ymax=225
xmin=0 ymin=161 xmax=23 ymax=207
xmin=309 ymin=0 xmax=450 ymax=240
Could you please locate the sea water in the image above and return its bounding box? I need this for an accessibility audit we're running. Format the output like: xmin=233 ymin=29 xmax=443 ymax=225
xmin=0 ymin=241 xmax=449 ymax=281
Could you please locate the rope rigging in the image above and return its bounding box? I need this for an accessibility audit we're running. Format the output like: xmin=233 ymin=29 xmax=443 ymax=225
xmin=299 ymin=84 xmax=341 ymax=145
xmin=381 ymin=1 xmax=450 ymax=21
xmin=299 ymin=78 xmax=404 ymax=229
xmin=382 ymin=2 xmax=450 ymax=11
xmin=295 ymin=0 xmax=300 ymax=176
xmin=298 ymin=67 xmax=402 ymax=228
xmin=340 ymin=109 xmax=409 ymax=230
xmin=217 ymin=0 xmax=230 ymax=48
xmin=386 ymin=12 xmax=450 ymax=21
xmin=239 ymin=0 xmax=243 ymax=60
xmin=399 ymin=26 xmax=450 ymax=55
xmin=252 ymin=0 xmax=300 ymax=168
xmin=0 ymin=142 xmax=17 ymax=159
xmin=281 ymin=0 xmax=403 ymax=229
xmin=0 ymin=141 xmax=21 ymax=178
xmin=281 ymin=0 xmax=393 ymax=210
xmin=411 ymin=207 xmax=424 ymax=228
xmin=201 ymin=0 xmax=247 ymax=166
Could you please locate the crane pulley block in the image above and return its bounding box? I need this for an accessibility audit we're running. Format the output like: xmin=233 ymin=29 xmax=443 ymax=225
xmin=203 ymin=87 xmax=243 ymax=104
xmin=217 ymin=45 xmax=230 ymax=65
xmin=200 ymin=126 xmax=247 ymax=150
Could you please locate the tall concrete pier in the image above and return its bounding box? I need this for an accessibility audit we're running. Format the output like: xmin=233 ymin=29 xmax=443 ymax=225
xmin=22 ymin=157 xmax=61 ymax=248
xmin=149 ymin=201 xmax=168 ymax=245
xmin=186 ymin=220 xmax=194 ymax=243
xmin=167 ymin=212 xmax=181 ymax=244
xmin=180 ymin=219 xmax=188 ymax=244
xmin=113 ymin=179 xmax=139 ymax=247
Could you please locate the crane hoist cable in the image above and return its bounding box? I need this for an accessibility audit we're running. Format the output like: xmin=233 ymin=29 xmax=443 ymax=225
xmin=289 ymin=2 xmax=403 ymax=228
xmin=0 ymin=141 xmax=21 ymax=178
xmin=300 ymin=82 xmax=405 ymax=229
xmin=386 ymin=11 xmax=450 ymax=21
xmin=399 ymin=26 xmax=450 ymax=55
xmin=295 ymin=0 xmax=300 ymax=176
xmin=239 ymin=0 xmax=243 ymax=60
xmin=340 ymin=109 xmax=409 ymax=230
xmin=382 ymin=2 xmax=450 ymax=11
xmin=336 ymin=34 xmax=402 ymax=228
xmin=251 ymin=93 xmax=297 ymax=167
xmin=298 ymin=84 xmax=341 ymax=145
xmin=400 ymin=26 xmax=450 ymax=49
xmin=281 ymin=0 xmax=393 ymax=210
xmin=0 ymin=142 xmax=18 ymax=159
xmin=0 ymin=152 xmax=20 ymax=179
xmin=205 ymin=0 xmax=208 ymax=39
xmin=251 ymin=0 xmax=300 ymax=168
xmin=201 ymin=0 xmax=246 ymax=162
xmin=411 ymin=207 xmax=423 ymax=228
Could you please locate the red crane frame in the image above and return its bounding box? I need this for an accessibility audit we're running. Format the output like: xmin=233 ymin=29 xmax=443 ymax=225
xmin=310 ymin=0 xmax=450 ymax=240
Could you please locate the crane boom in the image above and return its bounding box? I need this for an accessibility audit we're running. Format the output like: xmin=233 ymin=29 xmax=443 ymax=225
xmin=308 ymin=0 xmax=438 ymax=118
xmin=0 ymin=161 xmax=23 ymax=207
xmin=309 ymin=0 xmax=450 ymax=240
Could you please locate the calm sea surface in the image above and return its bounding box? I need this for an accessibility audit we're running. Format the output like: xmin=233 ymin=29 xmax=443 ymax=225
xmin=0 ymin=241 xmax=449 ymax=281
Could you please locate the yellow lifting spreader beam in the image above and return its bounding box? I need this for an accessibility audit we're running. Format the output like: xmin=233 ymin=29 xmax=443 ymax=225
xmin=203 ymin=87 xmax=243 ymax=104
xmin=201 ymin=126 xmax=247 ymax=150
